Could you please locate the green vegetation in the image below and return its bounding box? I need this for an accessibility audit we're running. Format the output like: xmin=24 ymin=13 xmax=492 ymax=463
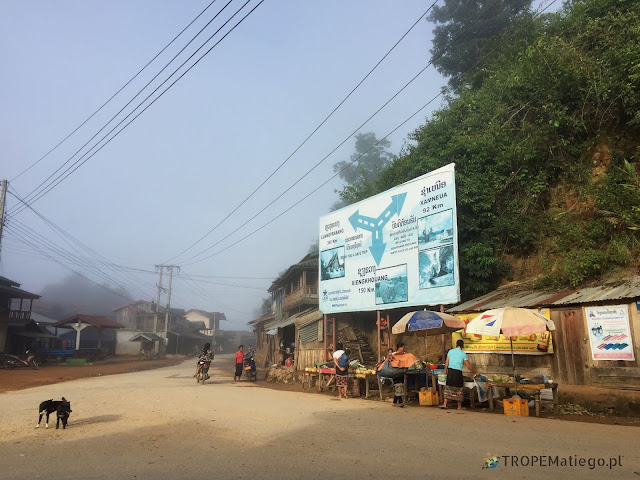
xmin=340 ymin=0 xmax=640 ymax=299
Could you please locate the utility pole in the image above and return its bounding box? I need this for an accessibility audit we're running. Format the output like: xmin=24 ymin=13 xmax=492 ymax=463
xmin=0 ymin=180 xmax=7 ymax=261
xmin=154 ymin=265 xmax=164 ymax=336
xmin=163 ymin=265 xmax=179 ymax=341
xmin=154 ymin=264 xmax=179 ymax=355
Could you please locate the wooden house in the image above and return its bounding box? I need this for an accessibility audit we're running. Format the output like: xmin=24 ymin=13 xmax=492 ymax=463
xmin=446 ymin=276 xmax=640 ymax=388
xmin=0 ymin=275 xmax=41 ymax=354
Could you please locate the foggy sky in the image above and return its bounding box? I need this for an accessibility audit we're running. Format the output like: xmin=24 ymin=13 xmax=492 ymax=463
xmin=0 ymin=1 xmax=446 ymax=330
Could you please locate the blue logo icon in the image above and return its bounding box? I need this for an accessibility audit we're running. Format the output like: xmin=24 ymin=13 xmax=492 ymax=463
xmin=483 ymin=456 xmax=499 ymax=469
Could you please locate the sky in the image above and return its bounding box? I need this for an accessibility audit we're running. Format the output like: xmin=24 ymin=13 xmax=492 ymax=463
xmin=0 ymin=0 xmax=449 ymax=330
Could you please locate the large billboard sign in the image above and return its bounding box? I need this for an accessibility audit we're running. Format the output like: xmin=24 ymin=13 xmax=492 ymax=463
xmin=319 ymin=163 xmax=459 ymax=314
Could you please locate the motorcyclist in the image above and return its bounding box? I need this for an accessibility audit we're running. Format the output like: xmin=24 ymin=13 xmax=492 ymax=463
xmin=194 ymin=343 xmax=214 ymax=378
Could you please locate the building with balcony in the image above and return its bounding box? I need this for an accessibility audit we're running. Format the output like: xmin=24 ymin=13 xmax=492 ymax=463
xmin=250 ymin=251 xmax=321 ymax=366
xmin=0 ymin=275 xmax=41 ymax=354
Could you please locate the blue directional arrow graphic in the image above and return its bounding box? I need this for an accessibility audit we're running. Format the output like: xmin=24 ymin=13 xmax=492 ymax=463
xmin=348 ymin=193 xmax=407 ymax=265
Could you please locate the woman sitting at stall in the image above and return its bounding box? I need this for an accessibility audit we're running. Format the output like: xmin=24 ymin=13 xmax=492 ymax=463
xmin=388 ymin=343 xmax=417 ymax=407
xmin=442 ymin=339 xmax=479 ymax=410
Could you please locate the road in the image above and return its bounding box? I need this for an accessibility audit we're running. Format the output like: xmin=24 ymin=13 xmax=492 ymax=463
xmin=0 ymin=355 xmax=637 ymax=480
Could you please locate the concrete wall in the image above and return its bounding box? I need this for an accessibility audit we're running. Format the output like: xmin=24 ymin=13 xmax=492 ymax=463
xmin=116 ymin=329 xmax=142 ymax=355
xmin=115 ymin=307 xmax=137 ymax=329
xmin=186 ymin=311 xmax=210 ymax=329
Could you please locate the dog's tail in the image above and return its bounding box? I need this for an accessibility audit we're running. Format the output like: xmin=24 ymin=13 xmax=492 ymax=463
xmin=61 ymin=397 xmax=67 ymax=402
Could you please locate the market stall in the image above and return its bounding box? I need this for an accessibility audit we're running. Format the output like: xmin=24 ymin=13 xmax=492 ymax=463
xmin=391 ymin=310 xmax=466 ymax=405
xmin=466 ymin=307 xmax=557 ymax=416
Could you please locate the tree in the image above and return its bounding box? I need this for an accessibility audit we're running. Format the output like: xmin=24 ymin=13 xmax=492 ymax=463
xmin=307 ymin=238 xmax=319 ymax=254
xmin=332 ymin=132 xmax=393 ymax=206
xmin=253 ymin=297 xmax=272 ymax=318
xmin=428 ymin=0 xmax=532 ymax=91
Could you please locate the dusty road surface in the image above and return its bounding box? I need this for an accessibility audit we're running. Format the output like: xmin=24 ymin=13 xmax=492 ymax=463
xmin=0 ymin=356 xmax=638 ymax=480
xmin=0 ymin=356 xmax=184 ymax=393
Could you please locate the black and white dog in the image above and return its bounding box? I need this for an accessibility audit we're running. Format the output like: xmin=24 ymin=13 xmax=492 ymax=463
xmin=37 ymin=398 xmax=72 ymax=429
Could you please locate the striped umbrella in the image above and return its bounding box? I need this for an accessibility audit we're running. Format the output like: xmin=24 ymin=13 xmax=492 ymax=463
xmin=466 ymin=307 xmax=556 ymax=395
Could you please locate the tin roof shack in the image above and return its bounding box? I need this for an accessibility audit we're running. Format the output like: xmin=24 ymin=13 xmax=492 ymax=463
xmin=249 ymin=252 xmax=320 ymax=367
xmin=53 ymin=314 xmax=124 ymax=358
xmin=447 ymin=276 xmax=640 ymax=389
xmin=0 ymin=275 xmax=41 ymax=354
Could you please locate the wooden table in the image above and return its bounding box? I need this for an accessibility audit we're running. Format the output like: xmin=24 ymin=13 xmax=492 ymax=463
xmin=487 ymin=382 xmax=559 ymax=416
xmin=403 ymin=370 xmax=439 ymax=405
xmin=318 ymin=368 xmax=336 ymax=392
xmin=363 ymin=374 xmax=383 ymax=399
xmin=301 ymin=372 xmax=318 ymax=390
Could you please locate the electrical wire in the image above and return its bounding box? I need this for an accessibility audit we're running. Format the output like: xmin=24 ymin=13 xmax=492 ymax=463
xmin=10 ymin=0 xmax=264 ymax=215
xmin=7 ymin=187 xmax=157 ymax=298
xmin=10 ymin=0 xmax=220 ymax=183
xmin=163 ymin=1 xmax=440 ymax=263
xmin=180 ymin=0 xmax=559 ymax=266
xmin=168 ymin=0 xmax=505 ymax=265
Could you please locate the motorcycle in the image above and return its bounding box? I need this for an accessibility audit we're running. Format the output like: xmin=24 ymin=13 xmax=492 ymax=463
xmin=3 ymin=350 xmax=39 ymax=370
xmin=196 ymin=359 xmax=211 ymax=385
xmin=243 ymin=351 xmax=257 ymax=382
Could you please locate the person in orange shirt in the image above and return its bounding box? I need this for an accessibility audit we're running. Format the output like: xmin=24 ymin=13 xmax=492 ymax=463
xmin=234 ymin=345 xmax=245 ymax=381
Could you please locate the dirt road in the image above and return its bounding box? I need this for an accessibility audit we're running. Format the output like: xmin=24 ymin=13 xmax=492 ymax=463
xmin=0 ymin=355 xmax=638 ymax=480
xmin=0 ymin=356 xmax=184 ymax=393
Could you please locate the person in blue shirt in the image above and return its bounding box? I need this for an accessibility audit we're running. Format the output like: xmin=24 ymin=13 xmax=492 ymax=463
xmin=442 ymin=339 xmax=479 ymax=410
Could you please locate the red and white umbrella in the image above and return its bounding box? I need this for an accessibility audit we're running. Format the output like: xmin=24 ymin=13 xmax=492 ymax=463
xmin=465 ymin=307 xmax=555 ymax=338
xmin=465 ymin=307 xmax=555 ymax=395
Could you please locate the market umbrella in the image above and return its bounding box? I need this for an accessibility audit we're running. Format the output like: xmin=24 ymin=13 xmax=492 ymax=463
xmin=392 ymin=310 xmax=466 ymax=360
xmin=465 ymin=307 xmax=556 ymax=395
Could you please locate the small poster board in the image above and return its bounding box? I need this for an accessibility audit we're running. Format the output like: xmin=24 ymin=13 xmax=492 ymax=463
xmin=585 ymin=305 xmax=635 ymax=361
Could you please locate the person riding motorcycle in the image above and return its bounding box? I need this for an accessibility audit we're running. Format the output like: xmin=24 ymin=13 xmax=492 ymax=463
xmin=194 ymin=343 xmax=214 ymax=378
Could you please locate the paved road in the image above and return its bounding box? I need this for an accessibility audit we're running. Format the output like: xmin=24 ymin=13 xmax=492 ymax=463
xmin=0 ymin=356 xmax=637 ymax=480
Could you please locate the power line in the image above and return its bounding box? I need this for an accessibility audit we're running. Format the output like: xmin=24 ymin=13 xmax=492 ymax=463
xmin=7 ymin=187 xmax=157 ymax=299
xmin=178 ymin=275 xmax=254 ymax=315
xmin=169 ymin=0 xmax=504 ymax=265
xmin=10 ymin=0 xmax=264 ymax=215
xmin=176 ymin=274 xmax=266 ymax=291
xmin=163 ymin=1 xmax=439 ymax=263
xmin=9 ymin=0 xmax=220 ymax=183
xmin=5 ymin=221 xmax=153 ymax=301
xmin=6 ymin=227 xmax=135 ymax=302
xmin=180 ymin=0 xmax=560 ymax=266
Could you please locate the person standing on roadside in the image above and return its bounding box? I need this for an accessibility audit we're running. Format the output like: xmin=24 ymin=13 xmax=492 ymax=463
xmin=332 ymin=343 xmax=349 ymax=399
xmin=442 ymin=339 xmax=479 ymax=410
xmin=234 ymin=345 xmax=245 ymax=381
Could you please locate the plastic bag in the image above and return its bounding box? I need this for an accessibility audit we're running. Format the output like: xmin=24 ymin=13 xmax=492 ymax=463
xmin=377 ymin=359 xmax=408 ymax=379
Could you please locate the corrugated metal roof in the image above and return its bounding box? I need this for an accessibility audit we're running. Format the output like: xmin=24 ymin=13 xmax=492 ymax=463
xmin=447 ymin=276 xmax=640 ymax=313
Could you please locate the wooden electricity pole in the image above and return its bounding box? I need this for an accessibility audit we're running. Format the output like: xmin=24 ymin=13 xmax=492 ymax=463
xmin=154 ymin=265 xmax=164 ymax=335
xmin=0 ymin=180 xmax=7 ymax=261
xmin=163 ymin=265 xmax=179 ymax=341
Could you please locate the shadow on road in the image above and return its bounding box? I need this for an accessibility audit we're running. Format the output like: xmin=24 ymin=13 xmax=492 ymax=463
xmin=72 ymin=414 xmax=122 ymax=426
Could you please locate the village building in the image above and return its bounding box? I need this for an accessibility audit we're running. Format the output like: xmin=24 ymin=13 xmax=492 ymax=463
xmin=251 ymin=252 xmax=322 ymax=368
xmin=0 ymin=275 xmax=47 ymax=355
xmin=184 ymin=309 xmax=226 ymax=339
xmin=112 ymin=300 xmax=208 ymax=355
xmin=446 ymin=276 xmax=640 ymax=389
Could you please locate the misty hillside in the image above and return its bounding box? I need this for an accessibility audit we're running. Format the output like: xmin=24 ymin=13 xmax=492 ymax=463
xmin=341 ymin=0 xmax=640 ymax=300
xmin=33 ymin=274 xmax=133 ymax=320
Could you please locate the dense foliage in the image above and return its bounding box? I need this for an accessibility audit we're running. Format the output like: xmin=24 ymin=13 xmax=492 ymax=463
xmin=428 ymin=0 xmax=532 ymax=91
xmin=345 ymin=0 xmax=640 ymax=299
